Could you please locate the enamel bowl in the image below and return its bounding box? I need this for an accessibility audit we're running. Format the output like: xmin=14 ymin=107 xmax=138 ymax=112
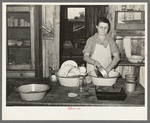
xmin=88 ymin=71 xmax=120 ymax=86
xmin=15 ymin=84 xmax=50 ymax=101
xmin=127 ymin=55 xmax=144 ymax=63
xmin=57 ymin=75 xmax=79 ymax=87
xmin=16 ymin=41 xmax=23 ymax=46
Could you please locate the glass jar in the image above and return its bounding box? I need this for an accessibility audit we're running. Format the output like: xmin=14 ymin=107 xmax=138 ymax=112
xmin=77 ymin=75 xmax=87 ymax=92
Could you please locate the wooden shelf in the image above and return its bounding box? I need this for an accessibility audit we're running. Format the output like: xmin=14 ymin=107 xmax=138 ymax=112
xmin=8 ymin=45 xmax=30 ymax=48
xmin=8 ymin=27 xmax=30 ymax=28
xmin=7 ymin=11 xmax=30 ymax=13
xmin=118 ymin=60 xmax=145 ymax=66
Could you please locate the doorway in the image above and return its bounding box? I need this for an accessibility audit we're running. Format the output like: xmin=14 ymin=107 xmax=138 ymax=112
xmin=60 ymin=5 xmax=86 ymax=66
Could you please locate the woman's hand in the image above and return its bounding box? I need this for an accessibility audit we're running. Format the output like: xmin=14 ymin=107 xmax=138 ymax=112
xmin=93 ymin=61 xmax=101 ymax=69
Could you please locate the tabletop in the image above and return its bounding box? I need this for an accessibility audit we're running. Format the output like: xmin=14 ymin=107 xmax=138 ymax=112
xmin=6 ymin=78 xmax=145 ymax=107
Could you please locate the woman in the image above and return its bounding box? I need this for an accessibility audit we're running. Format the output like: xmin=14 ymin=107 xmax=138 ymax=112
xmin=83 ymin=17 xmax=120 ymax=76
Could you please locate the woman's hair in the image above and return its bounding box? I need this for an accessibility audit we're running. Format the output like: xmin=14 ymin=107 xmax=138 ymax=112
xmin=96 ymin=17 xmax=111 ymax=33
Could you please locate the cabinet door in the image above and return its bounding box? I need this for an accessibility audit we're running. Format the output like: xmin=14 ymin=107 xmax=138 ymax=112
xmin=7 ymin=5 xmax=35 ymax=71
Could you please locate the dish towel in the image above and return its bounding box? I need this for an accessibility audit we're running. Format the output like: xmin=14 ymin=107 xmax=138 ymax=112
xmin=123 ymin=37 xmax=132 ymax=58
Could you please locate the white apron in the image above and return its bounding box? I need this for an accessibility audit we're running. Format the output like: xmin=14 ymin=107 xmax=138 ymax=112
xmin=85 ymin=43 xmax=117 ymax=83
xmin=87 ymin=43 xmax=113 ymax=73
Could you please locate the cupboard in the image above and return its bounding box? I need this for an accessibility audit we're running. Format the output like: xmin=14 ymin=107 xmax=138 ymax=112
xmin=6 ymin=5 xmax=42 ymax=78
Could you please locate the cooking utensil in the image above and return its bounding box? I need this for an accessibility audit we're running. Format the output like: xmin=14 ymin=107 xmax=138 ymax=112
xmin=95 ymin=66 xmax=103 ymax=77
xmin=15 ymin=84 xmax=50 ymax=101
xmin=95 ymin=66 xmax=108 ymax=78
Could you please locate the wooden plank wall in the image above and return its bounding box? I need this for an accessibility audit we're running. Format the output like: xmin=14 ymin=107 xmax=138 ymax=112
xmin=108 ymin=5 xmax=146 ymax=87
xmin=42 ymin=5 xmax=60 ymax=77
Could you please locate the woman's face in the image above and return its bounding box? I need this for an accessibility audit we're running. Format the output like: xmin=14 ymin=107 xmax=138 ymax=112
xmin=96 ymin=22 xmax=109 ymax=36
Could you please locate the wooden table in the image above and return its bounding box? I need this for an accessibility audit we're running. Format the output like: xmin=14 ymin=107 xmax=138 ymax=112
xmin=6 ymin=78 xmax=145 ymax=106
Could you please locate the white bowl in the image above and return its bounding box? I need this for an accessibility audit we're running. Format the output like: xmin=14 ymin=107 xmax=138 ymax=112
xmin=127 ymin=55 xmax=144 ymax=63
xmin=16 ymin=84 xmax=50 ymax=101
xmin=57 ymin=76 xmax=79 ymax=87
xmin=88 ymin=71 xmax=119 ymax=86
xmin=90 ymin=76 xmax=118 ymax=86
xmin=16 ymin=41 xmax=23 ymax=46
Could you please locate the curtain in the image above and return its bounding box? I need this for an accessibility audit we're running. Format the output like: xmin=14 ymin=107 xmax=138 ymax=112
xmin=85 ymin=5 xmax=108 ymax=39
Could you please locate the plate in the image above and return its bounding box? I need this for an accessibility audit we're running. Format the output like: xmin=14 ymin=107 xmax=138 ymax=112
xmin=60 ymin=60 xmax=78 ymax=69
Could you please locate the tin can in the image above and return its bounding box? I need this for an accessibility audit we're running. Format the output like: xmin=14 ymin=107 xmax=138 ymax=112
xmin=125 ymin=81 xmax=136 ymax=92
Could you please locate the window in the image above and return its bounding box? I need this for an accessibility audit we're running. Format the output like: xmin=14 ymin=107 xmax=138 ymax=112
xmin=67 ymin=7 xmax=86 ymax=49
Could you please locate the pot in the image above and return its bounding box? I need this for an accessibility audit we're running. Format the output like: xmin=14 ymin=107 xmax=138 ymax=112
xmin=95 ymin=66 xmax=109 ymax=78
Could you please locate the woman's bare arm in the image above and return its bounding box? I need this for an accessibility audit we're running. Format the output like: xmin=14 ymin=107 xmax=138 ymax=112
xmin=105 ymin=53 xmax=120 ymax=73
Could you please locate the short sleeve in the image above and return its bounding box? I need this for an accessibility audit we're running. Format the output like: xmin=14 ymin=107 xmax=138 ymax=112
xmin=82 ymin=38 xmax=93 ymax=55
xmin=109 ymin=37 xmax=120 ymax=55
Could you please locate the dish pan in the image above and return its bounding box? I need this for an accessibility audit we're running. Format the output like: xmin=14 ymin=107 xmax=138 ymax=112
xmin=57 ymin=75 xmax=79 ymax=87
xmin=15 ymin=84 xmax=50 ymax=101
xmin=88 ymin=71 xmax=120 ymax=86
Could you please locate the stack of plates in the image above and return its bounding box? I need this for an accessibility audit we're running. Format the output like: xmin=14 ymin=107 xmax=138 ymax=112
xmin=23 ymin=40 xmax=30 ymax=46
xmin=8 ymin=40 xmax=17 ymax=46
